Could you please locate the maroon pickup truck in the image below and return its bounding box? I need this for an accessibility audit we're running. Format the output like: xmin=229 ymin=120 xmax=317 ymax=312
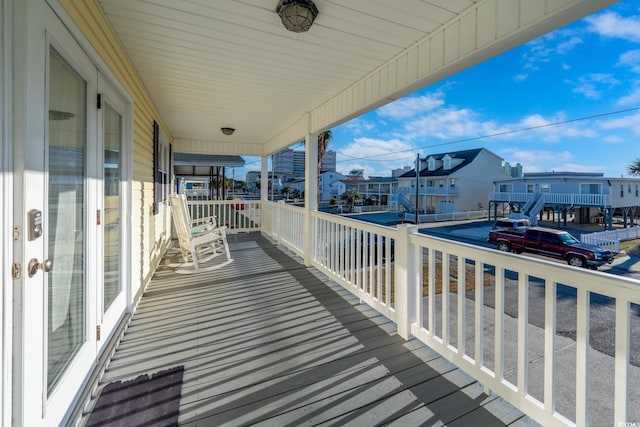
xmin=487 ymin=226 xmax=614 ymax=269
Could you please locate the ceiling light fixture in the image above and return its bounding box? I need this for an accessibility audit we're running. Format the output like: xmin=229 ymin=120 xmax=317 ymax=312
xmin=276 ymin=0 xmax=318 ymax=33
xmin=221 ymin=127 xmax=235 ymax=136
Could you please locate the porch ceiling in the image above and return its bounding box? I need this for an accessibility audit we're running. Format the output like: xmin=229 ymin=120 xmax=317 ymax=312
xmin=97 ymin=0 xmax=616 ymax=155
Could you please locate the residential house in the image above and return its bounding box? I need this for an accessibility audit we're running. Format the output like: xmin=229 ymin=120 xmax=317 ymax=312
xmin=2 ymin=1 xmax=626 ymax=426
xmin=319 ymin=170 xmax=347 ymax=203
xmin=491 ymin=171 xmax=640 ymax=228
xmin=396 ymin=148 xmax=508 ymax=214
xmin=353 ymin=176 xmax=399 ymax=206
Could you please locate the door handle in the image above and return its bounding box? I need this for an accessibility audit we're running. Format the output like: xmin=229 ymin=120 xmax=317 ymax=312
xmin=28 ymin=258 xmax=53 ymax=278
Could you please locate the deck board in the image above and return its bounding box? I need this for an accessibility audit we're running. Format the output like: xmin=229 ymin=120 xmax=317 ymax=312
xmin=85 ymin=233 xmax=537 ymax=426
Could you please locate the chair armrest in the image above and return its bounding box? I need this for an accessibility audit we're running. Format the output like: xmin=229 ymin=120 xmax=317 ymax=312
xmin=190 ymin=215 xmax=217 ymax=227
xmin=191 ymin=226 xmax=227 ymax=245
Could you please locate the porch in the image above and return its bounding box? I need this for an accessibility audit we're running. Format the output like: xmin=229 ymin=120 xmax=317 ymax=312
xmin=79 ymin=199 xmax=640 ymax=426
xmin=82 ymin=232 xmax=532 ymax=426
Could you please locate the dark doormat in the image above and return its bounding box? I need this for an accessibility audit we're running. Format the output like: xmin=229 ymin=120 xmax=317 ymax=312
xmin=86 ymin=366 xmax=184 ymax=427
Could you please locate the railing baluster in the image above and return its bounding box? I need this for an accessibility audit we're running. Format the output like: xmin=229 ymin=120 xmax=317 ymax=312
xmin=576 ymin=287 xmax=589 ymax=426
xmin=544 ymin=280 xmax=557 ymax=415
xmin=615 ymin=299 xmax=630 ymax=424
xmin=457 ymin=256 xmax=466 ymax=356
xmin=428 ymin=249 xmax=436 ymax=335
xmin=495 ymin=266 xmax=505 ymax=382
xmin=517 ymin=273 xmax=528 ymax=396
xmin=442 ymin=252 xmax=450 ymax=346
xmin=475 ymin=261 xmax=483 ymax=368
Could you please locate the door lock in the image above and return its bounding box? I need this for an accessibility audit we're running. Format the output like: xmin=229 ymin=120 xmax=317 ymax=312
xmin=28 ymin=258 xmax=52 ymax=278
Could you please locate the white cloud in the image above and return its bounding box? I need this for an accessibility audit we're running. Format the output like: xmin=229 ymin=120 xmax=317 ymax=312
xmin=566 ymin=73 xmax=620 ymax=100
xmin=618 ymin=49 xmax=640 ymax=73
xmin=521 ymin=29 xmax=583 ymax=72
xmin=599 ymin=111 xmax=640 ymax=134
xmin=586 ymin=12 xmax=640 ymax=43
xmin=337 ymin=137 xmax=417 ymax=177
xmin=377 ymin=93 xmax=445 ymax=119
xmin=616 ymin=82 xmax=640 ymax=106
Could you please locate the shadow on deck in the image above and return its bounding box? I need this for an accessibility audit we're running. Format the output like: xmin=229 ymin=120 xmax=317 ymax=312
xmin=82 ymin=233 xmax=537 ymax=426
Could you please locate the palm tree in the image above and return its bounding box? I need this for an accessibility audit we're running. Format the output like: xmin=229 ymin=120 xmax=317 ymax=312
xmin=340 ymin=189 xmax=361 ymax=213
xmin=317 ymin=130 xmax=332 ymax=203
xmin=628 ymin=158 xmax=640 ymax=176
xmin=282 ymin=185 xmax=293 ymax=200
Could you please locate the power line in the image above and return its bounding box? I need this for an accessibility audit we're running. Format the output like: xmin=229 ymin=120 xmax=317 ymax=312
xmin=335 ymin=106 xmax=640 ymax=163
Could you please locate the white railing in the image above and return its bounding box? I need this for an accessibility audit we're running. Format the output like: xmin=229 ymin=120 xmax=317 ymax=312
xmin=278 ymin=202 xmax=305 ymax=256
xmin=491 ymin=192 xmax=612 ymax=207
xmin=404 ymin=209 xmax=488 ymax=223
xmin=581 ymin=226 xmax=640 ymax=253
xmin=311 ymin=211 xmax=397 ymax=321
xmin=489 ymin=192 xmax=531 ymax=203
xmin=185 ymin=199 xmax=261 ymax=233
xmin=259 ymin=203 xmax=640 ymax=426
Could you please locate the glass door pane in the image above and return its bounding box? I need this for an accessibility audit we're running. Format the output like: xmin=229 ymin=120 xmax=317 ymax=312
xmin=103 ymin=104 xmax=122 ymax=311
xmin=47 ymin=46 xmax=87 ymax=394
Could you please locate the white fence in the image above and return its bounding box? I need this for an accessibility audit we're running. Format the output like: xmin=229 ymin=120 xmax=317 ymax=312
xmin=185 ymin=199 xmax=261 ymax=233
xmin=260 ymin=200 xmax=640 ymax=427
xmin=490 ymin=192 xmax=612 ymax=207
xmin=581 ymin=226 xmax=640 ymax=253
xmin=404 ymin=209 xmax=488 ymax=223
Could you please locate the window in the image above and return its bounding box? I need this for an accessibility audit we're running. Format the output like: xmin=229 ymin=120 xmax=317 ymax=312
xmin=636 ymin=185 xmax=638 ymax=197
xmin=444 ymin=157 xmax=451 ymax=169
xmin=580 ymin=183 xmax=601 ymax=194
xmin=621 ymin=184 xmax=624 ymax=198
xmin=428 ymin=158 xmax=435 ymax=170
xmin=153 ymin=121 xmax=171 ymax=214
xmin=540 ymin=184 xmax=550 ymax=192
xmin=450 ymin=178 xmax=456 ymax=188
xmin=527 ymin=184 xmax=535 ymax=193
xmin=499 ymin=184 xmax=513 ymax=192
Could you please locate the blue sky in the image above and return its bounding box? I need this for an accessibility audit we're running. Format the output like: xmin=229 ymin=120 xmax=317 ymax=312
xmin=242 ymin=0 xmax=640 ymax=181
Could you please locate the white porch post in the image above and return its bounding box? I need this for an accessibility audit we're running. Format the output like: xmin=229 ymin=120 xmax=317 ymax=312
xmin=395 ymin=224 xmax=418 ymax=339
xmin=260 ymin=155 xmax=268 ymax=202
xmin=304 ymin=132 xmax=318 ymax=266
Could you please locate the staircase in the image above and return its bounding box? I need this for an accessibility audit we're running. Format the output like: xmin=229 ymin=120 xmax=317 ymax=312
xmin=391 ymin=188 xmax=413 ymax=212
xmin=509 ymin=192 xmax=545 ymax=225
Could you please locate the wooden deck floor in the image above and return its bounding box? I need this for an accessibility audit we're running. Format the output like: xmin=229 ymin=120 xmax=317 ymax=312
xmin=84 ymin=233 xmax=538 ymax=426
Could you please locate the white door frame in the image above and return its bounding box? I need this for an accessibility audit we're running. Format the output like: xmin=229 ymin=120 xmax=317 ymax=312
xmin=1 ymin=0 xmax=13 ymax=425
xmin=12 ymin=1 xmax=133 ymax=425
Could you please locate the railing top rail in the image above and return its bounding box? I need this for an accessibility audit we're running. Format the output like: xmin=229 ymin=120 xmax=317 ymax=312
xmin=409 ymin=231 xmax=640 ymax=300
xmin=312 ymin=210 xmax=397 ymax=237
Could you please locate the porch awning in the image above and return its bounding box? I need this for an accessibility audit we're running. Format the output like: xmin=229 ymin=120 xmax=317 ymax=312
xmin=174 ymin=153 xmax=245 ymax=177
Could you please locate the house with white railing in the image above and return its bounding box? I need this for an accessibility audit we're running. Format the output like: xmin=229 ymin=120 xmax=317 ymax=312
xmin=353 ymin=176 xmax=400 ymax=206
xmin=3 ymin=1 xmax=635 ymax=427
xmin=490 ymin=172 xmax=640 ymax=228
xmin=395 ymin=148 xmax=508 ymax=214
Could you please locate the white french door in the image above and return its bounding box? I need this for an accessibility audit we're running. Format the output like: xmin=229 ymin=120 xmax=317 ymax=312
xmin=97 ymin=75 xmax=128 ymax=351
xmin=16 ymin=1 xmax=129 ymax=425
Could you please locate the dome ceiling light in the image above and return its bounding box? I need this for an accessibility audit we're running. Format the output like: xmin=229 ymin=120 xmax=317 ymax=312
xmin=276 ymin=0 xmax=318 ymax=33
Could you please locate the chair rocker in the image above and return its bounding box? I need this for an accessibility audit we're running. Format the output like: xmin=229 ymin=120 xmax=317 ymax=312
xmin=169 ymin=194 xmax=232 ymax=272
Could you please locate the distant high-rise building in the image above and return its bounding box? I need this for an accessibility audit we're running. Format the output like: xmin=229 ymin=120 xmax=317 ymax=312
xmin=392 ymin=166 xmax=412 ymax=177
xmin=320 ymin=150 xmax=336 ymax=172
xmin=503 ymin=162 xmax=523 ymax=178
xmin=273 ymin=148 xmax=337 ymax=175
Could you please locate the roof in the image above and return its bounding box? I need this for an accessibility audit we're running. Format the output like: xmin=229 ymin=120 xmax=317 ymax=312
xmin=173 ymin=153 xmax=245 ymax=167
xmin=95 ymin=0 xmax=615 ymax=155
xmin=400 ymin=148 xmax=484 ymax=178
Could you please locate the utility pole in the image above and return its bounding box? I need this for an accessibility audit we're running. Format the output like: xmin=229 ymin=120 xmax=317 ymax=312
xmin=415 ymin=153 xmax=420 ymax=224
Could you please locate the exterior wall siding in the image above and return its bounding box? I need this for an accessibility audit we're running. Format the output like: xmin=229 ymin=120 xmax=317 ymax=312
xmin=60 ymin=0 xmax=171 ymax=299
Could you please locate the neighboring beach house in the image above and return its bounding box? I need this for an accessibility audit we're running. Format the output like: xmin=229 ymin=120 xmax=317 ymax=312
xmin=490 ymin=172 xmax=640 ymax=228
xmin=395 ymin=148 xmax=508 ymax=214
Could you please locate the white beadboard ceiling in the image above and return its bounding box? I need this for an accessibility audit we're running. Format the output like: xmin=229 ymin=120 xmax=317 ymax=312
xmin=97 ymin=0 xmax=617 ymax=155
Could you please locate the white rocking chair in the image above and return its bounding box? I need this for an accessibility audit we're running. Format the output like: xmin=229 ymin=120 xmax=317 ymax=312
xmin=169 ymin=194 xmax=232 ymax=272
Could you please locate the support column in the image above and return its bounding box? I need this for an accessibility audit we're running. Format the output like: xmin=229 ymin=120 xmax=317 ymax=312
xmin=396 ymin=224 xmax=418 ymax=339
xmin=260 ymin=156 xmax=268 ymax=202
xmin=304 ymin=131 xmax=318 ymax=266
